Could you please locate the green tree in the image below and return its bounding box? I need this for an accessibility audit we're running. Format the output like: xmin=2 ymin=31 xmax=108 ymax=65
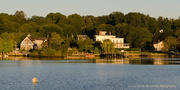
xmin=19 ymin=23 xmax=33 ymax=33
xmin=77 ymin=37 xmax=93 ymax=52
xmin=46 ymin=13 xmax=67 ymax=24
xmin=0 ymin=32 xmax=14 ymax=54
xmin=126 ymin=27 xmax=152 ymax=48
xmin=1 ymin=18 xmax=20 ymax=33
xmin=115 ymin=23 xmax=133 ymax=39
xmin=101 ymin=39 xmax=115 ymax=52
xmin=109 ymin=11 xmax=124 ymax=25
xmin=14 ymin=11 xmax=28 ymax=24
xmin=40 ymin=48 xmax=56 ymax=56
xmin=157 ymin=17 xmax=173 ymax=40
xmin=95 ymin=15 xmax=111 ymax=26
xmin=60 ymin=37 xmax=70 ymax=56
xmin=39 ymin=24 xmax=64 ymax=37
xmin=94 ymin=47 xmax=100 ymax=54
xmin=83 ymin=37 xmax=93 ymax=52
xmin=77 ymin=37 xmax=84 ymax=52
xmin=57 ymin=22 xmax=77 ymax=37
xmin=68 ymin=14 xmax=85 ymax=34
xmin=148 ymin=17 xmax=159 ymax=34
xmin=96 ymin=24 xmax=114 ymax=35
xmin=14 ymin=11 xmax=26 ymax=19
xmin=124 ymin=12 xmax=149 ymax=28
xmin=162 ymin=36 xmax=179 ymax=53
xmin=30 ymin=15 xmax=48 ymax=25
xmin=82 ymin=15 xmax=97 ymax=38
xmin=93 ymin=41 xmax=102 ymax=50
xmin=49 ymin=32 xmax=64 ymax=50
xmin=177 ymin=37 xmax=180 ymax=52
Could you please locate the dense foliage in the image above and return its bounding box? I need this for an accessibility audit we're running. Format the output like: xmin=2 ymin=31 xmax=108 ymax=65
xmin=0 ymin=11 xmax=180 ymax=54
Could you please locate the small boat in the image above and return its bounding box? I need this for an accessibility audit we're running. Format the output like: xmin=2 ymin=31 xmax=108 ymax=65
xmin=85 ymin=53 xmax=94 ymax=58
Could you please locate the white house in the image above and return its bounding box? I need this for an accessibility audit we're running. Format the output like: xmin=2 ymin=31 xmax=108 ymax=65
xmin=76 ymin=35 xmax=88 ymax=41
xmin=153 ymin=41 xmax=164 ymax=51
xmin=94 ymin=31 xmax=129 ymax=48
xmin=20 ymin=34 xmax=48 ymax=51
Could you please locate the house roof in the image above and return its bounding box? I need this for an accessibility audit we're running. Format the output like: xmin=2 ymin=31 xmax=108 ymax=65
xmin=77 ymin=35 xmax=87 ymax=38
xmin=153 ymin=41 xmax=163 ymax=44
xmin=29 ymin=37 xmax=48 ymax=41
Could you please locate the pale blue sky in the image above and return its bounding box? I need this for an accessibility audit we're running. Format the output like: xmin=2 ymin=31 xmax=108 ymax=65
xmin=0 ymin=0 xmax=180 ymax=19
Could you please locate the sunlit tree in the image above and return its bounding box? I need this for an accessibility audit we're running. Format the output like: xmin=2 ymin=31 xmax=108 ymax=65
xmin=162 ymin=36 xmax=179 ymax=53
xmin=101 ymin=39 xmax=114 ymax=52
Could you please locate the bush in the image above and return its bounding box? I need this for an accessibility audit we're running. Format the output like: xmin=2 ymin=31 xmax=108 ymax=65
xmin=30 ymin=50 xmax=40 ymax=56
xmin=94 ymin=47 xmax=100 ymax=54
xmin=40 ymin=48 xmax=56 ymax=56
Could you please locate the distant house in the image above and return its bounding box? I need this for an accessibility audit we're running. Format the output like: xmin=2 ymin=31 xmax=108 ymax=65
xmin=20 ymin=34 xmax=48 ymax=51
xmin=153 ymin=41 xmax=164 ymax=51
xmin=76 ymin=35 xmax=88 ymax=41
xmin=94 ymin=31 xmax=129 ymax=48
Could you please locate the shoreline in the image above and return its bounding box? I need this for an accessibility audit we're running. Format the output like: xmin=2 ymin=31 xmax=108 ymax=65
xmin=4 ymin=52 xmax=180 ymax=58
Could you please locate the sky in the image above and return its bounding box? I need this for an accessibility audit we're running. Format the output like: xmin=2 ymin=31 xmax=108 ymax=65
xmin=0 ymin=0 xmax=180 ymax=19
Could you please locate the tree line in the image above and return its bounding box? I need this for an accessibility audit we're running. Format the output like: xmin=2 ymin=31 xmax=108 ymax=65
xmin=0 ymin=11 xmax=180 ymax=55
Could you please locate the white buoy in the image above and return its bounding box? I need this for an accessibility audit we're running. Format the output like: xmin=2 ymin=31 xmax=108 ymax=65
xmin=32 ymin=77 xmax=38 ymax=83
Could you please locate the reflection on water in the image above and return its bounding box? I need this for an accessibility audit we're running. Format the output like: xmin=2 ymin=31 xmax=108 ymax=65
xmin=1 ymin=56 xmax=180 ymax=65
xmin=0 ymin=57 xmax=180 ymax=90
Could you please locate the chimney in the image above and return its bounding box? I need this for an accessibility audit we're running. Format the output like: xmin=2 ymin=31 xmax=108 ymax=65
xmin=99 ymin=31 xmax=102 ymax=35
xmin=109 ymin=31 xmax=111 ymax=35
xmin=27 ymin=34 xmax=31 ymax=37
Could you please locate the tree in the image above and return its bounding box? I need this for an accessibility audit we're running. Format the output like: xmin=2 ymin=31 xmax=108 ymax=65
xmin=177 ymin=37 xmax=180 ymax=52
xmin=40 ymin=48 xmax=56 ymax=56
xmin=46 ymin=13 xmax=67 ymax=24
xmin=162 ymin=36 xmax=179 ymax=53
xmin=109 ymin=11 xmax=124 ymax=25
xmin=14 ymin=11 xmax=26 ymax=19
xmin=126 ymin=27 xmax=152 ymax=48
xmin=77 ymin=37 xmax=84 ymax=52
xmin=83 ymin=37 xmax=93 ymax=52
xmin=1 ymin=18 xmax=20 ymax=33
xmin=101 ymin=39 xmax=115 ymax=52
xmin=19 ymin=23 xmax=33 ymax=33
xmin=93 ymin=41 xmax=102 ymax=50
xmin=49 ymin=32 xmax=64 ymax=50
xmin=148 ymin=17 xmax=159 ymax=34
xmin=94 ymin=47 xmax=100 ymax=54
xmin=39 ymin=24 xmax=64 ymax=37
xmin=95 ymin=15 xmax=111 ymax=26
xmin=60 ymin=37 xmax=70 ymax=56
xmin=57 ymin=22 xmax=77 ymax=37
xmin=124 ymin=12 xmax=149 ymax=28
xmin=68 ymin=14 xmax=85 ymax=34
xmin=115 ymin=23 xmax=132 ymax=39
xmin=30 ymin=15 xmax=48 ymax=25
xmin=82 ymin=16 xmax=97 ymax=38
xmin=96 ymin=24 xmax=114 ymax=35
xmin=157 ymin=17 xmax=173 ymax=40
xmin=77 ymin=37 xmax=93 ymax=52
xmin=0 ymin=32 xmax=14 ymax=55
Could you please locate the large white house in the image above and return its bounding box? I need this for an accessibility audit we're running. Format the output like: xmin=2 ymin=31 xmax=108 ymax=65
xmin=153 ymin=41 xmax=164 ymax=51
xmin=94 ymin=31 xmax=129 ymax=48
xmin=20 ymin=34 xmax=48 ymax=51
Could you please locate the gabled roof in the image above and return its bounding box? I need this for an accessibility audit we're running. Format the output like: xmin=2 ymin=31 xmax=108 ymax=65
xmin=29 ymin=37 xmax=48 ymax=41
xmin=21 ymin=37 xmax=33 ymax=45
xmin=153 ymin=41 xmax=163 ymax=44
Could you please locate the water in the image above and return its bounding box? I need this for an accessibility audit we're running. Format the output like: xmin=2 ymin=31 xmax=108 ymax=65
xmin=0 ymin=57 xmax=180 ymax=90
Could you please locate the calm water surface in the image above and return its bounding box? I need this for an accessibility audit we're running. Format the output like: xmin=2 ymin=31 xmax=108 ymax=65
xmin=0 ymin=57 xmax=180 ymax=90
